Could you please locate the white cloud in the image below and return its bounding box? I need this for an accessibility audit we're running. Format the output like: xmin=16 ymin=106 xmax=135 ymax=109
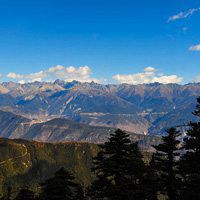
xmin=7 ymin=72 xmax=23 ymax=79
xmin=18 ymin=80 xmax=26 ymax=84
xmin=55 ymin=66 xmax=100 ymax=83
xmin=7 ymin=65 xmax=101 ymax=83
xmin=144 ymin=66 xmax=157 ymax=73
xmin=113 ymin=67 xmax=183 ymax=84
xmin=7 ymin=71 xmax=46 ymax=82
xmin=151 ymin=75 xmax=183 ymax=84
xmin=193 ymin=75 xmax=200 ymax=83
xmin=189 ymin=44 xmax=200 ymax=51
xmin=47 ymin=65 xmax=64 ymax=73
xmin=168 ymin=8 xmax=200 ymax=22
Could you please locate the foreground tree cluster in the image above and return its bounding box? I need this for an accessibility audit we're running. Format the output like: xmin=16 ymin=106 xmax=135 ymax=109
xmin=0 ymin=168 xmax=85 ymax=200
xmin=1 ymin=97 xmax=200 ymax=200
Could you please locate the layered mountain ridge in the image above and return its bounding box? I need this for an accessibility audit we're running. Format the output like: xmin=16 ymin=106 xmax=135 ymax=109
xmin=0 ymin=81 xmax=199 ymax=137
xmin=0 ymin=110 xmax=160 ymax=151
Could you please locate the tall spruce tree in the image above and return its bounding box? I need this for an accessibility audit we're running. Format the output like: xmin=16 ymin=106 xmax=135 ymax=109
xmin=126 ymin=142 xmax=146 ymax=199
xmin=153 ymin=128 xmax=181 ymax=200
xmin=89 ymin=129 xmax=146 ymax=200
xmin=143 ymin=154 xmax=159 ymax=200
xmin=2 ymin=187 xmax=12 ymax=200
xmin=87 ymin=151 xmax=111 ymax=200
xmin=180 ymin=96 xmax=200 ymax=199
xmin=14 ymin=187 xmax=35 ymax=200
xmin=74 ymin=184 xmax=85 ymax=200
xmin=40 ymin=167 xmax=79 ymax=200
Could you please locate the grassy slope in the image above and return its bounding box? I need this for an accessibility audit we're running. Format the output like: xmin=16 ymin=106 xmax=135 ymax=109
xmin=0 ymin=137 xmax=153 ymax=197
xmin=0 ymin=138 xmax=99 ymax=196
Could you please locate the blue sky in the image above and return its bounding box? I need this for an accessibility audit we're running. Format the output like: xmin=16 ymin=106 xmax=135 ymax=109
xmin=0 ymin=0 xmax=200 ymax=84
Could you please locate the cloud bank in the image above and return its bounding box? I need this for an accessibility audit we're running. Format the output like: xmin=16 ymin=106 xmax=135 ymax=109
xmin=189 ymin=44 xmax=200 ymax=51
xmin=112 ymin=67 xmax=183 ymax=84
xmin=0 ymin=65 xmax=189 ymax=85
xmin=7 ymin=65 xmax=100 ymax=83
xmin=168 ymin=8 xmax=200 ymax=22
xmin=193 ymin=75 xmax=200 ymax=83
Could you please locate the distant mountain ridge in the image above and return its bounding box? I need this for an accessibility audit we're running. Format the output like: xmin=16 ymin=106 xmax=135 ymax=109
xmin=0 ymin=110 xmax=160 ymax=151
xmin=0 ymin=81 xmax=199 ymax=136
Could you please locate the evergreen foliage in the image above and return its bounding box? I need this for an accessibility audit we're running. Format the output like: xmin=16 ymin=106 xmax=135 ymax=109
xmin=125 ymin=142 xmax=146 ymax=199
xmin=14 ymin=187 xmax=35 ymax=200
xmin=143 ymin=154 xmax=158 ymax=200
xmin=74 ymin=184 xmax=85 ymax=200
xmin=40 ymin=167 xmax=82 ymax=200
xmin=89 ymin=129 xmax=146 ymax=200
xmin=153 ymin=128 xmax=181 ymax=200
xmin=180 ymin=96 xmax=200 ymax=199
xmin=1 ymin=187 xmax=12 ymax=200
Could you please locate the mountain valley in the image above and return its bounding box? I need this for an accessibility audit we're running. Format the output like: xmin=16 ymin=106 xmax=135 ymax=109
xmin=0 ymin=81 xmax=199 ymax=138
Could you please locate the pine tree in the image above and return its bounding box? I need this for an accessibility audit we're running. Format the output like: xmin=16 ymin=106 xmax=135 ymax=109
xmin=2 ymin=187 xmax=12 ymax=200
xmin=87 ymin=175 xmax=111 ymax=200
xmin=89 ymin=129 xmax=146 ymax=200
xmin=126 ymin=142 xmax=146 ymax=199
xmin=143 ymin=154 xmax=158 ymax=200
xmin=180 ymin=96 xmax=200 ymax=199
xmin=87 ymin=151 xmax=111 ymax=200
xmin=153 ymin=128 xmax=181 ymax=200
xmin=74 ymin=184 xmax=85 ymax=200
xmin=14 ymin=187 xmax=35 ymax=200
xmin=40 ymin=167 xmax=78 ymax=200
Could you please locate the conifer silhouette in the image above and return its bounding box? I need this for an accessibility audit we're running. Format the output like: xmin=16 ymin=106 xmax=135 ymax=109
xmin=89 ymin=129 xmax=146 ymax=200
xmin=14 ymin=187 xmax=35 ymax=200
xmin=153 ymin=128 xmax=181 ymax=200
xmin=180 ymin=96 xmax=200 ymax=199
xmin=40 ymin=167 xmax=79 ymax=200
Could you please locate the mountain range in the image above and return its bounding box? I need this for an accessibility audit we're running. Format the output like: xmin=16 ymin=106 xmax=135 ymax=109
xmin=0 ymin=80 xmax=199 ymax=138
xmin=0 ymin=110 xmax=160 ymax=151
xmin=0 ymin=80 xmax=199 ymax=196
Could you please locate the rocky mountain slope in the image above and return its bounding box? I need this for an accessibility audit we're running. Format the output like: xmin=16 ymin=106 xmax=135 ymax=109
xmin=0 ymin=81 xmax=199 ymax=135
xmin=0 ymin=110 xmax=160 ymax=150
xmin=0 ymin=110 xmax=31 ymax=138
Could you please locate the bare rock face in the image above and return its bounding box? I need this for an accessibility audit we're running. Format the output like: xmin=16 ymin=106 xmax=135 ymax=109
xmin=0 ymin=110 xmax=31 ymax=138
